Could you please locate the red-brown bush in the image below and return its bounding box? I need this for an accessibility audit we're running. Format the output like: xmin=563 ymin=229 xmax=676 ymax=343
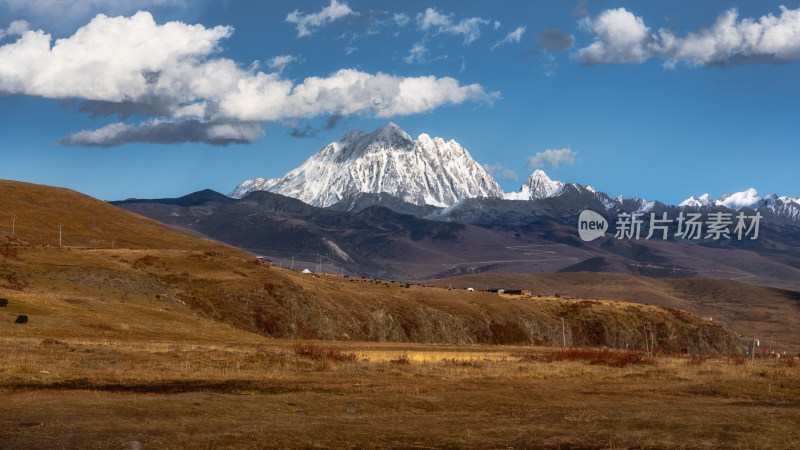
xmin=530 ymin=347 xmax=655 ymax=367
xmin=292 ymin=342 xmax=357 ymax=363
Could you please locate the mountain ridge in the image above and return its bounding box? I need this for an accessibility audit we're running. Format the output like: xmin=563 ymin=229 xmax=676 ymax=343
xmin=231 ymin=122 xmax=504 ymax=208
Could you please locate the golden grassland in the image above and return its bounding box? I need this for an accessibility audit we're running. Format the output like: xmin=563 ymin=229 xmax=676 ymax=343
xmin=1 ymin=337 xmax=798 ymax=448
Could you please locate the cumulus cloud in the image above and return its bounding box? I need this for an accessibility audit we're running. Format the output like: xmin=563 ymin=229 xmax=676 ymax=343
xmin=0 ymin=19 xmax=29 ymax=38
xmin=577 ymin=6 xmax=800 ymax=67
xmin=268 ymin=54 xmax=298 ymax=73
xmin=527 ymin=149 xmax=577 ymax=169
xmin=535 ymin=25 xmax=574 ymax=51
xmin=483 ymin=163 xmax=518 ymax=181
xmin=0 ymin=11 xmax=494 ymax=146
xmin=286 ymin=0 xmax=355 ymax=38
xmin=490 ymin=26 xmax=525 ymax=51
xmin=416 ymin=8 xmax=490 ymax=44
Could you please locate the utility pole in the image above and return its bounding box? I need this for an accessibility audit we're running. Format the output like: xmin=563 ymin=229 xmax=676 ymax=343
xmin=561 ymin=318 xmax=566 ymax=348
xmin=58 ymin=223 xmax=63 ymax=246
xmin=11 ymin=214 xmax=17 ymax=239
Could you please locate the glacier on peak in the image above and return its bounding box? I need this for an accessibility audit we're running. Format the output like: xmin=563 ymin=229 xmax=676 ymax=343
xmin=678 ymin=193 xmax=713 ymax=208
xmin=504 ymin=169 xmax=565 ymax=201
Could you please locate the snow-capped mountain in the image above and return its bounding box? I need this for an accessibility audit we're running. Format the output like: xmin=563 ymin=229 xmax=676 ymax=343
xmin=504 ymin=169 xmax=565 ymax=200
xmin=678 ymin=193 xmax=713 ymax=208
xmin=679 ymin=189 xmax=800 ymax=223
xmin=230 ymin=123 xmax=504 ymax=208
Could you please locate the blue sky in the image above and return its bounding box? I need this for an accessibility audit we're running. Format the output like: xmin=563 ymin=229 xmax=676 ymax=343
xmin=0 ymin=0 xmax=798 ymax=204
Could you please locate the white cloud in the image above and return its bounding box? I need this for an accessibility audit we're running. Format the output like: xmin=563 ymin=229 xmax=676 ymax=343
xmin=577 ymin=6 xmax=800 ymax=66
xmin=416 ymin=8 xmax=490 ymax=44
xmin=483 ymin=163 xmax=518 ymax=181
xmin=285 ymin=0 xmax=355 ymax=38
xmin=576 ymin=8 xmax=659 ymax=64
xmin=4 ymin=19 xmax=29 ymax=36
xmin=404 ymin=41 xmax=428 ymax=64
xmin=392 ymin=12 xmax=410 ymax=27
xmin=527 ymin=149 xmax=577 ymax=169
xmin=267 ymin=54 xmax=298 ymax=73
xmin=0 ymin=11 xmax=232 ymax=101
xmin=418 ymin=8 xmax=450 ymax=30
xmin=0 ymin=11 xmax=495 ymax=146
xmin=222 ymin=69 xmax=493 ymax=120
xmin=0 ymin=19 xmax=29 ymax=39
xmin=491 ymin=26 xmax=525 ymax=51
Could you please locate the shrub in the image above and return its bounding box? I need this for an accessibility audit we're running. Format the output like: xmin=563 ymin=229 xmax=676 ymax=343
xmin=728 ymin=355 xmax=747 ymax=366
xmin=687 ymin=354 xmax=707 ymax=365
xmin=292 ymin=342 xmax=357 ymax=363
xmin=528 ymin=347 xmax=655 ymax=367
xmin=389 ymin=354 xmax=410 ymax=365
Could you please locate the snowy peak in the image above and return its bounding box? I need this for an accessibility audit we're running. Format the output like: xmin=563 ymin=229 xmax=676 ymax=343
xmin=717 ymin=188 xmax=761 ymax=210
xmin=680 ymin=188 xmax=770 ymax=211
xmin=505 ymin=169 xmax=565 ymax=200
xmin=677 ymin=188 xmax=800 ymax=222
xmin=230 ymin=123 xmax=504 ymax=208
xmin=679 ymin=193 xmax=713 ymax=208
xmin=371 ymin=122 xmax=412 ymax=145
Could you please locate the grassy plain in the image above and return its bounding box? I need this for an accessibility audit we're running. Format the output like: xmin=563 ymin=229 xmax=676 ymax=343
xmin=2 ymin=337 xmax=798 ymax=448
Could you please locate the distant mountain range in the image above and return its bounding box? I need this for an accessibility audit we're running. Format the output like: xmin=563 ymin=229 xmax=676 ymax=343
xmin=231 ymin=124 xmax=800 ymax=225
xmin=111 ymin=124 xmax=800 ymax=289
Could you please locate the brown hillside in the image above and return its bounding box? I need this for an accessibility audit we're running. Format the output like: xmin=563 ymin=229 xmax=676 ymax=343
xmin=0 ymin=180 xmax=230 ymax=252
xmin=428 ymin=272 xmax=800 ymax=352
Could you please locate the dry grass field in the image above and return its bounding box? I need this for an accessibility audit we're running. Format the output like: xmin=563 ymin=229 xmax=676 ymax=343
xmin=1 ymin=337 xmax=798 ymax=448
